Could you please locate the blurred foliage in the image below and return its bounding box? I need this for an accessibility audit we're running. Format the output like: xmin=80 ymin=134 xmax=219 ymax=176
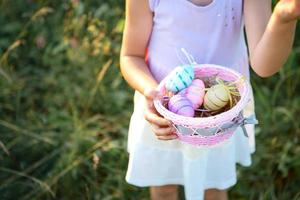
xmin=0 ymin=0 xmax=300 ymax=200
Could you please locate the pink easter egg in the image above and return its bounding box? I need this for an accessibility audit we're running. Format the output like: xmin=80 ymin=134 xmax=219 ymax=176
xmin=179 ymin=79 xmax=205 ymax=109
xmin=168 ymin=95 xmax=195 ymax=117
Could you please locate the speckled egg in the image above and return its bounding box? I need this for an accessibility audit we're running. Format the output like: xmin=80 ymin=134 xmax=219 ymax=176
xmin=204 ymin=84 xmax=230 ymax=111
xmin=179 ymin=79 xmax=205 ymax=109
xmin=165 ymin=65 xmax=194 ymax=93
xmin=168 ymin=94 xmax=195 ymax=117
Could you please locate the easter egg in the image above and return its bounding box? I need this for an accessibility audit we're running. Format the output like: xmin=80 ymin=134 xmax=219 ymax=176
xmin=204 ymin=84 xmax=230 ymax=111
xmin=165 ymin=65 xmax=194 ymax=93
xmin=179 ymin=79 xmax=205 ymax=109
xmin=168 ymin=95 xmax=195 ymax=117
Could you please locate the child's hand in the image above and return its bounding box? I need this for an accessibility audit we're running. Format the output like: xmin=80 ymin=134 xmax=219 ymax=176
xmin=144 ymin=89 xmax=178 ymax=140
xmin=274 ymin=0 xmax=300 ymax=23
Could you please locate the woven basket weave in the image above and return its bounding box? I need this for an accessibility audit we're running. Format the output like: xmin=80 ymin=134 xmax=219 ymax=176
xmin=153 ymin=64 xmax=252 ymax=147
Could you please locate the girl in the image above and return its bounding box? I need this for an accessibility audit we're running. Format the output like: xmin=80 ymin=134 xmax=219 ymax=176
xmin=120 ymin=0 xmax=299 ymax=199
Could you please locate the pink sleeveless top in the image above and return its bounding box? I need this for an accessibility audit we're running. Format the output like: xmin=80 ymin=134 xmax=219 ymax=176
xmin=148 ymin=0 xmax=249 ymax=82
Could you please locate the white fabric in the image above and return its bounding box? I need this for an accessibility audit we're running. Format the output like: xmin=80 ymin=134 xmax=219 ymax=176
xmin=126 ymin=91 xmax=256 ymax=199
xmin=126 ymin=127 xmax=252 ymax=200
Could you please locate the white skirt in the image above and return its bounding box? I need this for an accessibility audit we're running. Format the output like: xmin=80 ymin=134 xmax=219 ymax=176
xmin=125 ymin=91 xmax=256 ymax=200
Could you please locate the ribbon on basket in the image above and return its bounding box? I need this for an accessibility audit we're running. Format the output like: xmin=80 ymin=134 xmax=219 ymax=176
xmin=239 ymin=114 xmax=258 ymax=137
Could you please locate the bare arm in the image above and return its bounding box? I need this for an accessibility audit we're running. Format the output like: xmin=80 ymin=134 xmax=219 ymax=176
xmin=120 ymin=0 xmax=177 ymax=140
xmin=120 ymin=0 xmax=157 ymax=94
xmin=245 ymin=0 xmax=299 ymax=77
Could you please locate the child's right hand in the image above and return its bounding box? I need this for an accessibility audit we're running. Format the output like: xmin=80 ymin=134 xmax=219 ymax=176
xmin=144 ymin=89 xmax=178 ymax=141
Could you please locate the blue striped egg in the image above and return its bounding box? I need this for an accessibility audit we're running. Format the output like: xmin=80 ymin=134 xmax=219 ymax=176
xmin=165 ymin=65 xmax=194 ymax=93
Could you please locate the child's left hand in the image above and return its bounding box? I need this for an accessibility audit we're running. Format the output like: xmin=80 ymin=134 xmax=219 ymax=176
xmin=274 ymin=0 xmax=300 ymax=23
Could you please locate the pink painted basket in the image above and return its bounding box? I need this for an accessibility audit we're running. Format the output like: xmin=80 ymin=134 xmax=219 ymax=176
xmin=153 ymin=64 xmax=254 ymax=147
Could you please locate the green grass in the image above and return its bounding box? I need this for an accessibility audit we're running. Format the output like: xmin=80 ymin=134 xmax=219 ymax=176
xmin=0 ymin=0 xmax=300 ymax=199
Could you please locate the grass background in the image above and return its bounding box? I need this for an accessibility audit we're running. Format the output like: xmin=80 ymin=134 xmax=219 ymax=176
xmin=0 ymin=0 xmax=299 ymax=199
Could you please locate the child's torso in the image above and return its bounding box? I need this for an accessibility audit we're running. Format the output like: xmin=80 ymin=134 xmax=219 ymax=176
xmin=147 ymin=0 xmax=249 ymax=82
xmin=188 ymin=0 xmax=213 ymax=6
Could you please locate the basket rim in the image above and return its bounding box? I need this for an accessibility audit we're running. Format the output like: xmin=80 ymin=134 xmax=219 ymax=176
xmin=153 ymin=64 xmax=251 ymax=127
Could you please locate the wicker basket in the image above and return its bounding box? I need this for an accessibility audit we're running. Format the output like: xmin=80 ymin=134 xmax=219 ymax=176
xmin=153 ymin=64 xmax=256 ymax=147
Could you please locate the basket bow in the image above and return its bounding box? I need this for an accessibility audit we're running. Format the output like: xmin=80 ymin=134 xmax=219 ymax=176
xmin=238 ymin=114 xmax=258 ymax=137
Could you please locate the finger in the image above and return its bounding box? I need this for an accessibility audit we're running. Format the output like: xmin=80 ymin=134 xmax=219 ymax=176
xmin=157 ymin=134 xmax=178 ymax=141
xmin=146 ymin=99 xmax=155 ymax=110
xmin=145 ymin=111 xmax=172 ymax=127
xmin=151 ymin=126 xmax=176 ymax=136
xmin=150 ymin=123 xmax=171 ymax=130
xmin=147 ymin=106 xmax=164 ymax=119
xmin=144 ymin=89 xmax=163 ymax=109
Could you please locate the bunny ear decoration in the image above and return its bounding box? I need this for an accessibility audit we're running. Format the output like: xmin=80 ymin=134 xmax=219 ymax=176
xmin=175 ymin=47 xmax=198 ymax=66
xmin=165 ymin=48 xmax=198 ymax=93
xmin=180 ymin=48 xmax=197 ymax=65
